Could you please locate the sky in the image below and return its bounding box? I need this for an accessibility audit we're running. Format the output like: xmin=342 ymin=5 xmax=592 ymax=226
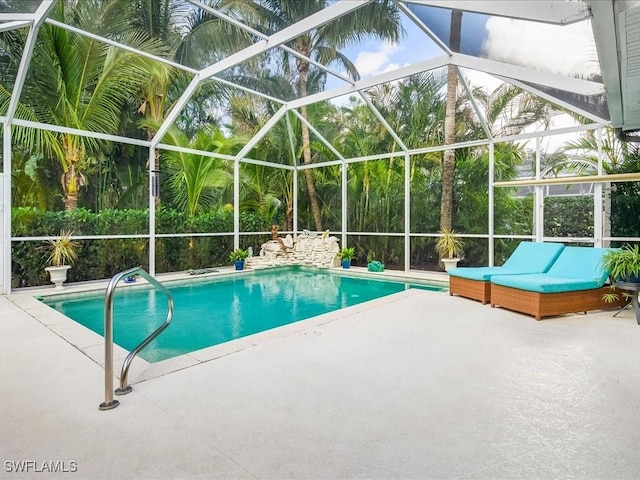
xmin=325 ymin=5 xmax=602 ymax=152
xmin=344 ymin=5 xmax=599 ymax=83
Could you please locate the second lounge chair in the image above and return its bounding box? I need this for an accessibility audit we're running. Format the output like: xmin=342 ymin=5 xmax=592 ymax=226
xmin=490 ymin=246 xmax=627 ymax=320
xmin=448 ymin=241 xmax=565 ymax=304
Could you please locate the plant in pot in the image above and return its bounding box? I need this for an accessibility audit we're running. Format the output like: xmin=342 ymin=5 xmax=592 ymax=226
xmin=602 ymin=244 xmax=640 ymax=283
xmin=229 ymin=248 xmax=249 ymax=270
xmin=41 ymin=230 xmax=78 ymax=290
xmin=601 ymin=244 xmax=640 ymax=303
xmin=339 ymin=247 xmax=355 ymax=268
xmin=435 ymin=228 xmax=464 ymax=272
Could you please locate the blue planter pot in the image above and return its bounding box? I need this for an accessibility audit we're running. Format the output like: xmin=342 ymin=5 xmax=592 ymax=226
xmin=234 ymin=260 xmax=245 ymax=271
xmin=341 ymin=259 xmax=351 ymax=269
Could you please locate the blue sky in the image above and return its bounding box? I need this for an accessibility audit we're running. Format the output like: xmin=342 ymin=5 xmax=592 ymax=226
xmin=330 ymin=14 xmax=444 ymax=86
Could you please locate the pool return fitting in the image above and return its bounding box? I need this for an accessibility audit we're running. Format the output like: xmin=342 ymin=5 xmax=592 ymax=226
xmin=99 ymin=267 xmax=174 ymax=411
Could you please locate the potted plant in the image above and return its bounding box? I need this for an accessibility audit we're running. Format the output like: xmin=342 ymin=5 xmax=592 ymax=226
xmin=601 ymin=245 xmax=640 ymax=304
xmin=435 ymin=228 xmax=464 ymax=272
xmin=339 ymin=247 xmax=355 ymax=268
xmin=42 ymin=230 xmax=78 ymax=289
xmin=229 ymin=248 xmax=249 ymax=270
xmin=602 ymin=244 xmax=640 ymax=283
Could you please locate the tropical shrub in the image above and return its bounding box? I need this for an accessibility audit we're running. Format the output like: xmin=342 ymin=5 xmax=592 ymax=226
xmin=11 ymin=207 xmax=269 ymax=287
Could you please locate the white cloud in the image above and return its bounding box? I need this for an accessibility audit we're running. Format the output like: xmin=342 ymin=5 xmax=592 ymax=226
xmin=477 ymin=18 xmax=598 ymax=151
xmin=354 ymin=42 xmax=401 ymax=78
xmin=463 ymin=70 xmax=503 ymax=93
xmin=382 ymin=62 xmax=401 ymax=74
xmin=482 ymin=17 xmax=600 ymax=78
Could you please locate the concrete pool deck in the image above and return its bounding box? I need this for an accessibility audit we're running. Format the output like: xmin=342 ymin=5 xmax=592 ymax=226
xmin=2 ymin=274 xmax=640 ymax=479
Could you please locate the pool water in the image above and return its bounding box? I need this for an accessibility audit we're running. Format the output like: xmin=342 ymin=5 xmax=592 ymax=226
xmin=44 ymin=268 xmax=444 ymax=362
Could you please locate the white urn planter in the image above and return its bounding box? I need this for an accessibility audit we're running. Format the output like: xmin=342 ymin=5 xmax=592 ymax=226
xmin=45 ymin=265 xmax=71 ymax=290
xmin=442 ymin=258 xmax=460 ymax=272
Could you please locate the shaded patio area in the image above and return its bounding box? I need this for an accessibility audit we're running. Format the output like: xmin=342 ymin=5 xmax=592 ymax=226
xmin=2 ymin=285 xmax=640 ymax=479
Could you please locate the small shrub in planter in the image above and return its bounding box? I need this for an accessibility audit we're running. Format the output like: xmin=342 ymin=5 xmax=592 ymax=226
xmin=229 ymin=249 xmax=249 ymax=270
xmin=41 ymin=230 xmax=79 ymax=289
xmin=601 ymin=244 xmax=640 ymax=304
xmin=602 ymin=244 xmax=640 ymax=283
xmin=339 ymin=247 xmax=355 ymax=268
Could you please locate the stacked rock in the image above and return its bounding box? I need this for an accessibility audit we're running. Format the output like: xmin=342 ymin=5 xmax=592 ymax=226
xmin=245 ymin=232 xmax=340 ymax=269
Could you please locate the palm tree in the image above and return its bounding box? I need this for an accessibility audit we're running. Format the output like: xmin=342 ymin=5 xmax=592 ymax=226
xmin=228 ymin=68 xmax=340 ymax=231
xmin=336 ymin=75 xmax=445 ymax=266
xmin=440 ymin=8 xmax=462 ymax=235
xmin=366 ymin=71 xmax=446 ymax=150
xmin=0 ymin=1 xmax=163 ymax=210
xmin=154 ymin=124 xmax=245 ymax=216
xmin=128 ymin=0 xmax=255 ymax=124
xmin=124 ymin=0 xmax=254 ymax=211
xmin=452 ymin=82 xmax=559 ymax=263
xmin=233 ymin=0 xmax=403 ymax=231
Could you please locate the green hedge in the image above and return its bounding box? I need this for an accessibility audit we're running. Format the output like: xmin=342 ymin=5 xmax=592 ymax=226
xmin=544 ymin=196 xmax=593 ymax=239
xmin=12 ymin=207 xmax=271 ymax=287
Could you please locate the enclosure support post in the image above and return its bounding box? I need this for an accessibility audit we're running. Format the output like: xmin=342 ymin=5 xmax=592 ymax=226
xmin=2 ymin=125 xmax=10 ymax=294
xmin=341 ymin=159 xmax=347 ymax=248
xmin=293 ymin=168 xmax=298 ymax=236
xmin=594 ymin=127 xmax=604 ymax=247
xmin=234 ymin=160 xmax=240 ymax=249
xmin=286 ymin=112 xmax=298 ymax=236
xmin=148 ymin=147 xmax=156 ymax=276
xmin=488 ymin=143 xmax=495 ymax=267
xmin=404 ymin=152 xmax=411 ymax=272
xmin=534 ymin=138 xmax=544 ymax=242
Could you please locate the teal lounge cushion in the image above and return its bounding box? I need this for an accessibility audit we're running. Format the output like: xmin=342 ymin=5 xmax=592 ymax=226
xmin=490 ymin=273 xmax=604 ymax=293
xmin=546 ymin=246 xmax=610 ymax=282
xmin=448 ymin=267 xmax=523 ymax=281
xmin=448 ymin=241 xmax=565 ymax=280
xmin=490 ymin=247 xmax=613 ymax=293
xmin=500 ymin=241 xmax=565 ymax=272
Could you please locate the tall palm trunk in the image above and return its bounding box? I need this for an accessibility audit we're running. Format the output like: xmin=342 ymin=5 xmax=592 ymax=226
xmin=297 ymin=43 xmax=323 ymax=232
xmin=61 ymin=135 xmax=85 ymax=210
xmin=61 ymin=164 xmax=83 ymax=210
xmin=286 ymin=204 xmax=294 ymax=231
xmin=440 ymin=65 xmax=457 ymax=232
xmin=440 ymin=9 xmax=462 ymax=233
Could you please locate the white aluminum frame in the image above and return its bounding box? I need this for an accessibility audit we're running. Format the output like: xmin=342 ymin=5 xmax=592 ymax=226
xmin=2 ymin=0 xmax=637 ymax=293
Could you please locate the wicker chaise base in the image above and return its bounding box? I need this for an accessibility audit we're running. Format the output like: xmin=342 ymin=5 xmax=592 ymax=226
xmin=490 ymin=284 xmax=628 ymax=320
xmin=449 ymin=276 xmax=491 ymax=304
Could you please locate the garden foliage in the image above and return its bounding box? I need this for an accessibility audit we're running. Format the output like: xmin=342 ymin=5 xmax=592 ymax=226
xmin=12 ymin=207 xmax=270 ymax=287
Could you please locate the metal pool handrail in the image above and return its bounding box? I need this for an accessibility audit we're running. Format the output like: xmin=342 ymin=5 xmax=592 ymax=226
xmin=99 ymin=267 xmax=174 ymax=411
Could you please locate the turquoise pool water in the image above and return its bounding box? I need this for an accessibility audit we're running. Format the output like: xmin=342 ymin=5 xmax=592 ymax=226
xmin=44 ymin=268 xmax=444 ymax=362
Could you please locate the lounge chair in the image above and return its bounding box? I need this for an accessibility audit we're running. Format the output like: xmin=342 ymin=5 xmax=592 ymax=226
xmin=448 ymin=242 xmax=565 ymax=304
xmin=490 ymin=246 xmax=627 ymax=320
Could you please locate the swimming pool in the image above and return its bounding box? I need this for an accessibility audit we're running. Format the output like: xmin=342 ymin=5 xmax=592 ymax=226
xmin=44 ymin=268 xmax=445 ymax=362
